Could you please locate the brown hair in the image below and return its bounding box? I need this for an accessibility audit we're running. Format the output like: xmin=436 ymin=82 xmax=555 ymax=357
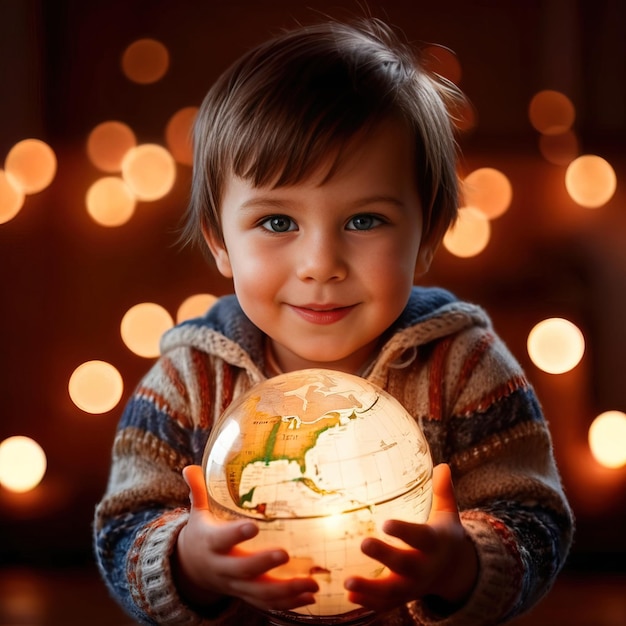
xmin=182 ymin=18 xmax=465 ymax=250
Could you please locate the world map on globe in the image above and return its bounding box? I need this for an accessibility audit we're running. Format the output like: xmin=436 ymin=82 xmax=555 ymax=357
xmin=203 ymin=368 xmax=433 ymax=623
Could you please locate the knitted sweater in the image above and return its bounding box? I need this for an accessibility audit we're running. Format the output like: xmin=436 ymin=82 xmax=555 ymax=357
xmin=94 ymin=286 xmax=573 ymax=625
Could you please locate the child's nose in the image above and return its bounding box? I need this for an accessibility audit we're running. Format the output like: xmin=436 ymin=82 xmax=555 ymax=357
xmin=295 ymin=231 xmax=348 ymax=282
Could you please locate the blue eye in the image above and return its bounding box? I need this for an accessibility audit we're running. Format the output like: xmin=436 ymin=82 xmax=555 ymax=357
xmin=261 ymin=216 xmax=297 ymax=233
xmin=347 ymin=214 xmax=382 ymax=231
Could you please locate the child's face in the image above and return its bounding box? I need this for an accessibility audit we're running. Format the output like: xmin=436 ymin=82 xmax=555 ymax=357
xmin=206 ymin=118 xmax=433 ymax=374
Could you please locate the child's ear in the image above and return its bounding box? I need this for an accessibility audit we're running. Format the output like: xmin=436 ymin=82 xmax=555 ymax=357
xmin=415 ymin=242 xmax=435 ymax=278
xmin=203 ymin=227 xmax=233 ymax=278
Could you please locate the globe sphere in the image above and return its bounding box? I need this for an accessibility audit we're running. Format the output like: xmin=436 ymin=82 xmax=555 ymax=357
xmin=203 ymin=368 xmax=433 ymax=625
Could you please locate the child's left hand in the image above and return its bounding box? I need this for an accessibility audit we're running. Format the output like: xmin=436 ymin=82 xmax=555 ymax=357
xmin=344 ymin=463 xmax=478 ymax=613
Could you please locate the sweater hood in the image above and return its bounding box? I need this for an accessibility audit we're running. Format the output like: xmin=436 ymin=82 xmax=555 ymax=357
xmin=160 ymin=286 xmax=491 ymax=383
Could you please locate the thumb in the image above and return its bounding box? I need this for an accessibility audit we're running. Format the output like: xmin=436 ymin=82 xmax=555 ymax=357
xmin=182 ymin=464 xmax=210 ymax=511
xmin=430 ymin=463 xmax=460 ymax=518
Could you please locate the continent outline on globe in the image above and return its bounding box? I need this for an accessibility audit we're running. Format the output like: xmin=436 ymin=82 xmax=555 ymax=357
xmin=229 ymin=375 xmax=380 ymax=515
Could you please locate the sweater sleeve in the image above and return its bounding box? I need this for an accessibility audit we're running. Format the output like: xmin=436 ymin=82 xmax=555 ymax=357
xmin=93 ymin=348 xmax=263 ymax=625
xmin=408 ymin=325 xmax=574 ymax=625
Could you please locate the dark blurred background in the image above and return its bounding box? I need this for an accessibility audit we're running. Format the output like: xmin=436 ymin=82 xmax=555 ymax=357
xmin=1 ymin=0 xmax=625 ymax=624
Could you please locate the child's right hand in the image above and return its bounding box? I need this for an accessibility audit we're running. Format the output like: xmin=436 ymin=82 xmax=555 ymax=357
xmin=173 ymin=465 xmax=319 ymax=613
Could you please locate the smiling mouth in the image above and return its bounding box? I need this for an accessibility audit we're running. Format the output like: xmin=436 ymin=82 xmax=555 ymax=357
xmin=289 ymin=304 xmax=355 ymax=325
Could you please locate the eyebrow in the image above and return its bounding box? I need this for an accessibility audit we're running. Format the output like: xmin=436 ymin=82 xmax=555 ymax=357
xmin=238 ymin=194 xmax=406 ymax=211
xmin=239 ymin=197 xmax=292 ymax=211
xmin=351 ymin=195 xmax=406 ymax=209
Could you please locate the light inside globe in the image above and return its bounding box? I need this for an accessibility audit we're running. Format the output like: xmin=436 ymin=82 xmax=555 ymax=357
xmin=203 ymin=369 xmax=433 ymax=624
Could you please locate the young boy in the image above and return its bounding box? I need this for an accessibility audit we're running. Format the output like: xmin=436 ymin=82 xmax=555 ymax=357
xmin=94 ymin=19 xmax=573 ymax=625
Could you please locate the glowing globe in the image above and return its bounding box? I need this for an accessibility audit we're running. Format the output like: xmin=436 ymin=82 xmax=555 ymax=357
xmin=203 ymin=369 xmax=433 ymax=625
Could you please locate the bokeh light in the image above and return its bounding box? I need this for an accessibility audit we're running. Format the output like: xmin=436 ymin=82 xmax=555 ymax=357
xmin=121 ymin=144 xmax=176 ymax=201
xmin=527 ymin=318 xmax=585 ymax=374
xmin=68 ymin=360 xmax=124 ymax=414
xmin=86 ymin=177 xmax=136 ymax=226
xmin=87 ymin=121 xmax=137 ymax=173
xmin=529 ymin=90 xmax=576 ymax=135
xmin=588 ymin=411 xmax=626 ymax=469
xmin=539 ymin=130 xmax=580 ymax=166
xmin=4 ymin=139 xmax=57 ymax=194
xmin=0 ymin=169 xmax=25 ymax=224
xmin=177 ymin=293 xmax=218 ymax=323
xmin=0 ymin=436 xmax=47 ymax=493
xmin=442 ymin=207 xmax=491 ymax=258
xmin=165 ymin=106 xmax=198 ymax=166
xmin=0 ymin=571 xmax=46 ymax=624
xmin=121 ymin=38 xmax=170 ymax=84
xmin=121 ymin=302 xmax=174 ymax=358
xmin=565 ymin=155 xmax=617 ymax=208
xmin=462 ymin=168 xmax=512 ymax=219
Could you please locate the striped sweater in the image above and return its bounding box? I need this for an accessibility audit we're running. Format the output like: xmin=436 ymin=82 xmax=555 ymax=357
xmin=94 ymin=286 xmax=573 ymax=625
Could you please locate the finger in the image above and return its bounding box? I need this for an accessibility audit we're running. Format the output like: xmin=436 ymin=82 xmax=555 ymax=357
xmin=233 ymin=577 xmax=319 ymax=612
xmin=345 ymin=587 xmax=388 ymax=612
xmin=240 ymin=588 xmax=318 ymax=613
xmin=182 ymin=465 xmax=210 ymax=510
xmin=381 ymin=465 xmax=460 ymax=553
xmin=360 ymin=537 xmax=402 ymax=570
xmin=431 ymin=463 xmax=459 ymax=516
xmin=260 ymin=591 xmax=317 ymax=612
xmin=360 ymin=537 xmax=426 ymax=580
xmin=382 ymin=519 xmax=438 ymax=552
xmin=232 ymin=574 xmax=318 ymax=600
xmin=206 ymin=519 xmax=263 ymax=554
xmin=378 ymin=464 xmax=458 ymax=549
xmin=345 ymin=576 xmax=409 ymax=612
xmin=214 ymin=546 xmax=290 ymax=578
